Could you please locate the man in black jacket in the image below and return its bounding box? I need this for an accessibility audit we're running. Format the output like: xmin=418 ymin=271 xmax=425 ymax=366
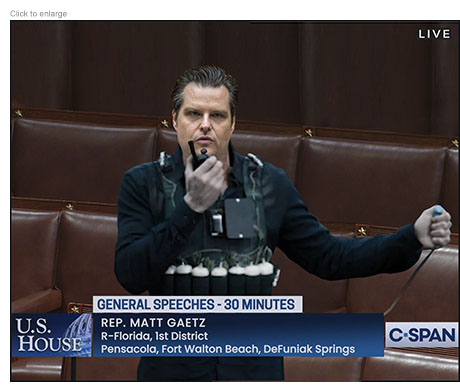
xmin=114 ymin=65 xmax=452 ymax=381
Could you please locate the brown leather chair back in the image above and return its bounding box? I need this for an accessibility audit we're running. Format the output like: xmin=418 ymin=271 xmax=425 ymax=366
xmin=347 ymin=245 xmax=458 ymax=321
xmin=54 ymin=210 xmax=131 ymax=311
xmin=441 ymin=149 xmax=458 ymax=232
xmin=296 ymin=137 xmax=446 ymax=226
xmin=12 ymin=209 xmax=59 ymax=303
xmin=12 ymin=118 xmax=157 ymax=203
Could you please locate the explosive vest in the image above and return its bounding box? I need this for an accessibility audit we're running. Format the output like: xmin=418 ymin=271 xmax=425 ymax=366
xmin=155 ymin=151 xmax=279 ymax=295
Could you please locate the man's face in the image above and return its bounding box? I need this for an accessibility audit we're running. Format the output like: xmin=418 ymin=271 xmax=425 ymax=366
xmin=172 ymin=83 xmax=235 ymax=162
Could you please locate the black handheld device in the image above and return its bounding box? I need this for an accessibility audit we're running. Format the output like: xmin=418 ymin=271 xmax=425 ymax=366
xmin=188 ymin=140 xmax=209 ymax=170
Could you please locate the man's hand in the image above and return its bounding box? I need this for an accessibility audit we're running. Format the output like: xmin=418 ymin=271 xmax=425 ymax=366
xmin=414 ymin=205 xmax=452 ymax=249
xmin=183 ymin=155 xmax=224 ymax=213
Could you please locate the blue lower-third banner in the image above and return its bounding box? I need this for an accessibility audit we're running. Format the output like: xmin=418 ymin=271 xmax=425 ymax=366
xmin=91 ymin=313 xmax=383 ymax=357
xmin=12 ymin=313 xmax=383 ymax=357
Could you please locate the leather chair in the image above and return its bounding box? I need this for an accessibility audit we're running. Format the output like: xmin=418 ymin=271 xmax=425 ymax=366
xmin=362 ymin=349 xmax=458 ymax=381
xmin=441 ymin=149 xmax=458 ymax=232
xmin=54 ymin=210 xmax=139 ymax=380
xmin=12 ymin=118 xmax=157 ymax=203
xmin=12 ymin=209 xmax=61 ymax=313
xmin=284 ymin=356 xmax=364 ymax=381
xmin=347 ymin=245 xmax=458 ymax=322
xmin=11 ymin=357 xmax=65 ymax=381
xmin=11 ymin=209 xmax=63 ymax=381
xmin=296 ymin=137 xmax=446 ymax=227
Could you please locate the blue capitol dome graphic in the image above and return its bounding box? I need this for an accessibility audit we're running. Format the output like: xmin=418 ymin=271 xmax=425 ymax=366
xmin=62 ymin=313 xmax=92 ymax=357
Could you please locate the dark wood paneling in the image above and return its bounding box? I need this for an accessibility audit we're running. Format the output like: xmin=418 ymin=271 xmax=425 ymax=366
xmin=10 ymin=21 xmax=458 ymax=136
xmin=71 ymin=21 xmax=203 ymax=117
xmin=204 ymin=21 xmax=300 ymax=124
xmin=301 ymin=22 xmax=444 ymax=134
xmin=431 ymin=23 xmax=459 ymax=137
xmin=11 ymin=21 xmax=72 ymax=110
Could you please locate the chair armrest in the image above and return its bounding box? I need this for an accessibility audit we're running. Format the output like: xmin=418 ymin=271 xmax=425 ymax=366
xmin=12 ymin=288 xmax=62 ymax=313
xmin=11 ymin=357 xmax=65 ymax=381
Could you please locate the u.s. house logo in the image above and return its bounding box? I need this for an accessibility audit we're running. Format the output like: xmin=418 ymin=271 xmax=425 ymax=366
xmin=13 ymin=314 xmax=92 ymax=357
xmin=386 ymin=322 xmax=458 ymax=348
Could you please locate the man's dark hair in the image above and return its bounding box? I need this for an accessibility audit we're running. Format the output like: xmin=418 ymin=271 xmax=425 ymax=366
xmin=171 ymin=65 xmax=239 ymax=120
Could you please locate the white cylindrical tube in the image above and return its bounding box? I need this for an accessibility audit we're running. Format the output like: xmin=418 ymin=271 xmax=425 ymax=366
xmin=245 ymin=262 xmax=261 ymax=295
xmin=162 ymin=265 xmax=177 ymax=294
xmin=211 ymin=262 xmax=228 ymax=295
xmin=228 ymin=263 xmax=245 ymax=294
xmin=175 ymin=263 xmax=192 ymax=295
xmin=191 ymin=263 xmax=209 ymax=295
xmin=259 ymin=261 xmax=275 ymax=295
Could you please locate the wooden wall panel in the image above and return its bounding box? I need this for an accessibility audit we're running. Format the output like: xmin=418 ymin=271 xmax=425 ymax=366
xmin=302 ymin=23 xmax=434 ymax=134
xmin=71 ymin=21 xmax=203 ymax=117
xmin=431 ymin=23 xmax=458 ymax=137
xmin=204 ymin=22 xmax=300 ymax=124
xmin=11 ymin=21 xmax=72 ymax=110
xmin=10 ymin=21 xmax=458 ymax=136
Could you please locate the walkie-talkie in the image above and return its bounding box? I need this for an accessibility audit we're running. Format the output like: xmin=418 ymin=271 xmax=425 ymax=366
xmin=188 ymin=140 xmax=209 ymax=170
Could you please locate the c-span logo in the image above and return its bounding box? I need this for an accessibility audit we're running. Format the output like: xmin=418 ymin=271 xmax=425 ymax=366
xmin=386 ymin=322 xmax=458 ymax=348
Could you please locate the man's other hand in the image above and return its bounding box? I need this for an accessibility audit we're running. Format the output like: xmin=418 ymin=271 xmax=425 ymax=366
xmin=414 ymin=205 xmax=452 ymax=249
xmin=184 ymin=155 xmax=224 ymax=213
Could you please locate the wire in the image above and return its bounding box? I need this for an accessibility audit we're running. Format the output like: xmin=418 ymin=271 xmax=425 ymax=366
xmin=383 ymin=248 xmax=435 ymax=317
xmin=383 ymin=205 xmax=444 ymax=317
